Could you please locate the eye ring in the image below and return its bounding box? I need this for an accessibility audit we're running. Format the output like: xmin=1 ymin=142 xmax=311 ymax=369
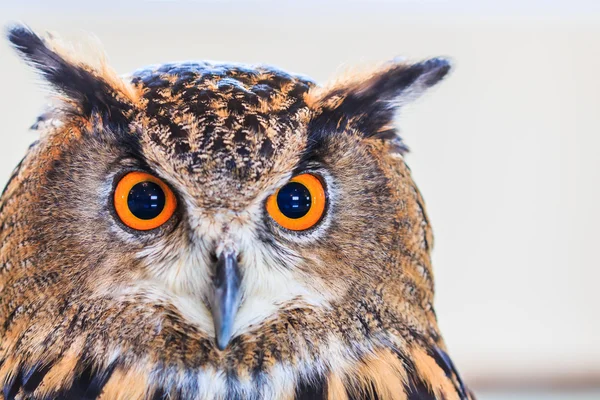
xmin=266 ymin=173 xmax=326 ymax=231
xmin=114 ymin=171 xmax=177 ymax=231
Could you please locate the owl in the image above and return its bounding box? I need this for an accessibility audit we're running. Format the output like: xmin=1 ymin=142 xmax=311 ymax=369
xmin=0 ymin=25 xmax=473 ymax=400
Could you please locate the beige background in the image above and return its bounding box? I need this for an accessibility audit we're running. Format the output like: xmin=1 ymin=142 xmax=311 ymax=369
xmin=1 ymin=1 xmax=599 ymax=396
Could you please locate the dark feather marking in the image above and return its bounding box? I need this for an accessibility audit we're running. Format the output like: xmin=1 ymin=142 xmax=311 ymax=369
xmin=150 ymin=387 xmax=168 ymax=400
xmin=3 ymin=367 xmax=22 ymax=400
xmin=2 ymin=306 xmax=21 ymax=334
xmin=38 ymin=361 xmax=120 ymax=400
xmin=391 ymin=348 xmax=438 ymax=400
xmin=83 ymin=361 xmax=117 ymax=398
xmin=225 ymin=371 xmax=242 ymax=400
xmin=406 ymin=376 xmax=437 ymax=400
xmin=432 ymin=347 xmax=469 ymax=400
xmin=29 ymin=112 xmax=55 ymax=131
xmin=21 ymin=362 xmax=53 ymax=392
xmin=0 ymin=151 xmax=28 ymax=199
xmin=56 ymin=367 xmax=96 ymax=400
xmin=294 ymin=372 xmax=328 ymax=400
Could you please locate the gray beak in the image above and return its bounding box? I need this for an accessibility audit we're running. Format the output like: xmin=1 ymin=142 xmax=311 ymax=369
xmin=211 ymin=251 xmax=242 ymax=350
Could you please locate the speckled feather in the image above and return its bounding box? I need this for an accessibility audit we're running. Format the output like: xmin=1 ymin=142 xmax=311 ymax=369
xmin=0 ymin=25 xmax=474 ymax=400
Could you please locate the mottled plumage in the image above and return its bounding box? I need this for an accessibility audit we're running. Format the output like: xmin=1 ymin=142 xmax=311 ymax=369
xmin=0 ymin=25 xmax=474 ymax=400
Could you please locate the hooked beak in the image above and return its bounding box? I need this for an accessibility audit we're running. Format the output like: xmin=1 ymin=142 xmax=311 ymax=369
xmin=211 ymin=251 xmax=242 ymax=350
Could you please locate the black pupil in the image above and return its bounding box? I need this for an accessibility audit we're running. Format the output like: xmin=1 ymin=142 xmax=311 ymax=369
xmin=127 ymin=181 xmax=166 ymax=220
xmin=276 ymin=182 xmax=312 ymax=219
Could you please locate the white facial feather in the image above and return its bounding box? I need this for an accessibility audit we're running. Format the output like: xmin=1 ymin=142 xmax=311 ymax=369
xmin=118 ymin=193 xmax=332 ymax=340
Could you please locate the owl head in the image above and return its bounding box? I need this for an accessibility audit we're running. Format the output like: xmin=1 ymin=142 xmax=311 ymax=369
xmin=0 ymin=25 xmax=467 ymax=400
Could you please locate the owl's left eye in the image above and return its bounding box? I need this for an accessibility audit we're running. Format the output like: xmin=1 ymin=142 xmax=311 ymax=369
xmin=113 ymin=171 xmax=177 ymax=231
xmin=266 ymin=173 xmax=326 ymax=231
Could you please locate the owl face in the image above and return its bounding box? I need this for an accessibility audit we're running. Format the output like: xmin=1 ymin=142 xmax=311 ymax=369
xmin=0 ymin=26 xmax=461 ymax=400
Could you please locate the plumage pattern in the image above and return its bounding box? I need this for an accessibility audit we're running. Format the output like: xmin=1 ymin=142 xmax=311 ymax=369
xmin=0 ymin=25 xmax=474 ymax=399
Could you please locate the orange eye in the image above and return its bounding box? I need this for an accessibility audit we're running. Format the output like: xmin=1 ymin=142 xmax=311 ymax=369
xmin=266 ymin=173 xmax=326 ymax=231
xmin=114 ymin=171 xmax=177 ymax=231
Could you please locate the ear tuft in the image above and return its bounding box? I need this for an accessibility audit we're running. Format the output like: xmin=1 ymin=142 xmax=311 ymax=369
xmin=7 ymin=24 xmax=139 ymax=123
xmin=307 ymin=57 xmax=451 ymax=146
xmin=415 ymin=57 xmax=451 ymax=87
xmin=348 ymin=57 xmax=451 ymax=106
xmin=7 ymin=24 xmax=53 ymax=66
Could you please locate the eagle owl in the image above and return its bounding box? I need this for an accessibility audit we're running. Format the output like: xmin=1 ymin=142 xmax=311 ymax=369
xmin=0 ymin=25 xmax=474 ymax=400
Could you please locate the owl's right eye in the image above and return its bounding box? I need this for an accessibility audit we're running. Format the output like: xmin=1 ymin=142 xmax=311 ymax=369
xmin=113 ymin=171 xmax=177 ymax=231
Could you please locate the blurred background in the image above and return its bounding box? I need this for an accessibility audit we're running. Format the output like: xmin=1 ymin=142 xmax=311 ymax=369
xmin=1 ymin=1 xmax=599 ymax=398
